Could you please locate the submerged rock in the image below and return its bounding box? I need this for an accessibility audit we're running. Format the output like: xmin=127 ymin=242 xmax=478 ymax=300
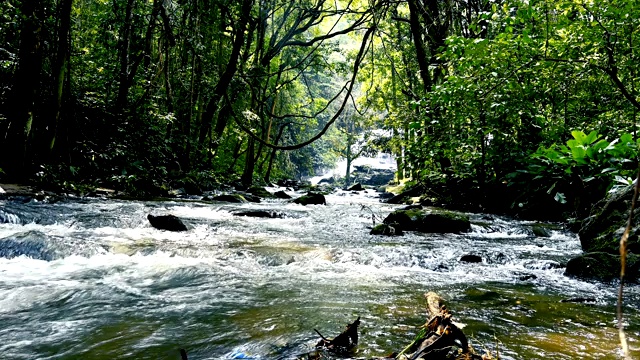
xmin=531 ymin=225 xmax=552 ymax=238
xmin=370 ymin=223 xmax=403 ymax=236
xmin=383 ymin=208 xmax=471 ymax=233
xmin=147 ymin=214 xmax=188 ymax=231
xmin=293 ymin=192 xmax=326 ymax=205
xmin=460 ymin=254 xmax=482 ymax=263
xmin=233 ymin=210 xmax=284 ymax=218
xmin=564 ymin=252 xmax=639 ymax=282
xmin=0 ymin=231 xmax=53 ymax=261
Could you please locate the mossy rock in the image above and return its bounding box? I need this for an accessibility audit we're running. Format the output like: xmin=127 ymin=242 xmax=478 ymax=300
xmin=293 ymin=192 xmax=326 ymax=205
xmin=579 ymin=185 xmax=640 ymax=254
xmin=210 ymin=194 xmax=247 ymax=203
xmin=370 ymin=223 xmax=403 ymax=236
xmin=531 ymin=225 xmax=552 ymax=238
xmin=274 ymin=190 xmax=292 ymax=199
xmin=564 ymin=252 xmax=639 ymax=282
xmin=247 ymin=186 xmax=276 ymax=199
xmin=383 ymin=208 xmax=470 ymax=234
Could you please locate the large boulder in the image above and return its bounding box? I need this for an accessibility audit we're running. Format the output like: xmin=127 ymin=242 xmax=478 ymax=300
xmin=383 ymin=208 xmax=471 ymax=233
xmin=347 ymin=183 xmax=364 ymax=191
xmin=385 ymin=185 xmax=424 ymax=205
xmin=579 ymin=185 xmax=640 ymax=254
xmin=565 ymin=252 xmax=639 ymax=282
xmin=147 ymin=214 xmax=188 ymax=231
xmin=293 ymin=192 xmax=326 ymax=205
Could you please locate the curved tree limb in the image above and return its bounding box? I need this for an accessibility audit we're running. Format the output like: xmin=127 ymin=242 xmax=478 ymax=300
xmin=229 ymin=23 xmax=377 ymax=151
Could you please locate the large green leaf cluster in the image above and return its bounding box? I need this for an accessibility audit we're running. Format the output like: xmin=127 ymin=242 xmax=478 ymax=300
xmin=510 ymin=130 xmax=638 ymax=215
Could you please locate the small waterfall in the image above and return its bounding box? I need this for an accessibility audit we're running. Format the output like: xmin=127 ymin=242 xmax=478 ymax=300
xmin=0 ymin=209 xmax=21 ymax=224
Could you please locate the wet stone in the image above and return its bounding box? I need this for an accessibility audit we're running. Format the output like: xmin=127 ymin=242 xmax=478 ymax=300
xmin=460 ymin=254 xmax=483 ymax=263
xmin=147 ymin=214 xmax=188 ymax=232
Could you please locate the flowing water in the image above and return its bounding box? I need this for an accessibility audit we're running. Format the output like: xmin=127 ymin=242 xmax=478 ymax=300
xmin=1 ymin=190 xmax=639 ymax=360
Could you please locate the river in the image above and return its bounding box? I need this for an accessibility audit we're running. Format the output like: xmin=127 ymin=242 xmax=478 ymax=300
xmin=0 ymin=189 xmax=639 ymax=359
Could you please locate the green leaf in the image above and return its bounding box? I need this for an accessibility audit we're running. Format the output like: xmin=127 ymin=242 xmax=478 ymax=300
xmin=554 ymin=192 xmax=567 ymax=204
xmin=585 ymin=130 xmax=600 ymax=144
xmin=570 ymin=146 xmax=586 ymax=161
xmin=571 ymin=130 xmax=587 ymax=145
xmin=620 ymin=133 xmax=633 ymax=144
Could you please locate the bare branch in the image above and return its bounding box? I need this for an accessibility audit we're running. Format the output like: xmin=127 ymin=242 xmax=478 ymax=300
xmin=230 ymin=24 xmax=377 ymax=151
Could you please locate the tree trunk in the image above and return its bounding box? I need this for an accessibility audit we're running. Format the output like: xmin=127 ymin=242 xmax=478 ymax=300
xmin=2 ymin=0 xmax=44 ymax=179
xmin=264 ymin=124 xmax=286 ymax=184
xmin=198 ymin=0 xmax=253 ymax=150
xmin=115 ymin=0 xmax=135 ymax=112
xmin=344 ymin=138 xmax=353 ymax=189
xmin=49 ymin=0 xmax=73 ymax=156
xmin=407 ymin=0 xmax=431 ymax=92
xmin=241 ymin=138 xmax=255 ymax=187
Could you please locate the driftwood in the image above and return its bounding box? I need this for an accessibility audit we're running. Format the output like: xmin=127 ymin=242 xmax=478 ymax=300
xmin=181 ymin=292 xmax=488 ymax=360
xmin=315 ymin=316 xmax=361 ymax=353
xmin=304 ymin=292 xmax=489 ymax=360
xmin=394 ymin=292 xmax=485 ymax=360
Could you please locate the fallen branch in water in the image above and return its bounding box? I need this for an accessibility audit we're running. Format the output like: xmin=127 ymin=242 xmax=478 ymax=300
xmin=394 ymin=292 xmax=486 ymax=360
xmin=303 ymin=292 xmax=490 ymax=360
xmin=315 ymin=316 xmax=361 ymax=354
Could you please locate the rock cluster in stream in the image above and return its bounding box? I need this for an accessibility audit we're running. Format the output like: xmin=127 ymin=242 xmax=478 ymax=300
xmin=369 ymin=204 xmax=472 ymax=238
xmin=564 ymin=184 xmax=640 ymax=282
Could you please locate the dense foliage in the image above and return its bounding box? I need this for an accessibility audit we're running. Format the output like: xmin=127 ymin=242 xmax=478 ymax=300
xmin=1 ymin=0 xmax=638 ymax=215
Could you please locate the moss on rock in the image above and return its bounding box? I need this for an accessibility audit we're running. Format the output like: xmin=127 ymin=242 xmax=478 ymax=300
xmin=564 ymin=252 xmax=639 ymax=282
xmin=370 ymin=223 xmax=403 ymax=236
xmin=579 ymin=185 xmax=640 ymax=254
xmin=383 ymin=208 xmax=470 ymax=233
xmin=293 ymin=192 xmax=326 ymax=205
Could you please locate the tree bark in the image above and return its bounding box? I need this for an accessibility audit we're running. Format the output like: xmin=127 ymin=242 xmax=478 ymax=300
xmin=115 ymin=0 xmax=135 ymax=112
xmin=2 ymin=0 xmax=44 ymax=179
xmin=49 ymin=0 xmax=74 ymax=156
xmin=241 ymin=138 xmax=255 ymax=187
xmin=407 ymin=0 xmax=431 ymax=92
xmin=198 ymin=0 xmax=253 ymax=150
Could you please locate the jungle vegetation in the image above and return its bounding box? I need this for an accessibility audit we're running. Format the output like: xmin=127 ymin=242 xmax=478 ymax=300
xmin=0 ymin=0 xmax=638 ymax=217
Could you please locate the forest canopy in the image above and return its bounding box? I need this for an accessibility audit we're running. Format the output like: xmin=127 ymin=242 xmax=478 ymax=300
xmin=0 ymin=0 xmax=638 ymax=216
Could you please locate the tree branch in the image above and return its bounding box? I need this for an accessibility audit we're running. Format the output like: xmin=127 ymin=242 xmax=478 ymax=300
xmin=230 ymin=24 xmax=377 ymax=151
